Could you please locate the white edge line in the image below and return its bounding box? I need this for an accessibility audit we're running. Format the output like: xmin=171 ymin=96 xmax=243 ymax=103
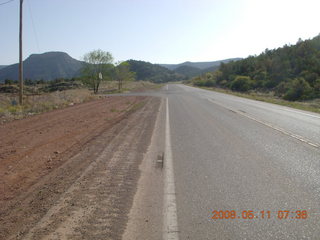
xmin=193 ymin=84 xmax=320 ymax=119
xmin=207 ymin=98 xmax=320 ymax=149
xmin=163 ymin=97 xmax=179 ymax=240
xmin=282 ymin=108 xmax=320 ymax=119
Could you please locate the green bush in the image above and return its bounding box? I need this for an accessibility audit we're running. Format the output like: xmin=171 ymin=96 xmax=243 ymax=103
xmin=204 ymin=79 xmax=216 ymax=87
xmin=275 ymin=81 xmax=290 ymax=96
xmin=283 ymin=78 xmax=313 ymax=101
xmin=230 ymin=76 xmax=253 ymax=92
xmin=219 ymin=80 xmax=228 ymax=87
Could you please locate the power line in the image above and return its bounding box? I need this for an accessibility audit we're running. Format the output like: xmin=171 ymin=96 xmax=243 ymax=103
xmin=0 ymin=0 xmax=14 ymax=6
xmin=27 ymin=0 xmax=40 ymax=52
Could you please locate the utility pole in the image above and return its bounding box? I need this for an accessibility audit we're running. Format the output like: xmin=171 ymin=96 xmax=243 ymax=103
xmin=19 ymin=0 xmax=23 ymax=105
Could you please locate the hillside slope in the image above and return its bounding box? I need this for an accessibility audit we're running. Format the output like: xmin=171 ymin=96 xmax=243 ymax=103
xmin=192 ymin=34 xmax=320 ymax=101
xmin=0 ymin=52 xmax=83 ymax=82
xmin=173 ymin=65 xmax=201 ymax=78
xmin=127 ymin=60 xmax=185 ymax=83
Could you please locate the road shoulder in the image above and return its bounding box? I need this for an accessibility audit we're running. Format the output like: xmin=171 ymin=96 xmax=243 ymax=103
xmin=122 ymin=98 xmax=166 ymax=240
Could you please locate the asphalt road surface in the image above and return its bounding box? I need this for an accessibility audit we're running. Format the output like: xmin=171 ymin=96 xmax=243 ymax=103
xmin=124 ymin=84 xmax=320 ymax=240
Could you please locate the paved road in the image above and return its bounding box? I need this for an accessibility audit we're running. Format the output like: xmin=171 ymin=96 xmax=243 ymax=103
xmin=166 ymin=84 xmax=320 ymax=239
xmin=125 ymin=84 xmax=320 ymax=240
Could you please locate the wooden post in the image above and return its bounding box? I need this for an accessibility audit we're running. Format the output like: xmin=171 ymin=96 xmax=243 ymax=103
xmin=19 ymin=0 xmax=23 ymax=105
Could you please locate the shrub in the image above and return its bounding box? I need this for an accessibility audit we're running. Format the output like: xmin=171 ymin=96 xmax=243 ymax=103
xmin=204 ymin=79 xmax=216 ymax=87
xmin=283 ymin=78 xmax=313 ymax=101
xmin=230 ymin=76 xmax=253 ymax=92
xmin=275 ymin=81 xmax=290 ymax=97
xmin=219 ymin=80 xmax=228 ymax=87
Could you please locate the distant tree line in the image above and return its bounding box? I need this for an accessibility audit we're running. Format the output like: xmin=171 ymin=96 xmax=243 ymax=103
xmin=2 ymin=77 xmax=81 ymax=86
xmin=0 ymin=77 xmax=83 ymax=94
xmin=191 ymin=34 xmax=320 ymax=101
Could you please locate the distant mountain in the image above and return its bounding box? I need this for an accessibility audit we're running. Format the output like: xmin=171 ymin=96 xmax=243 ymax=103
xmin=0 ymin=52 xmax=83 ymax=82
xmin=0 ymin=65 xmax=7 ymax=70
xmin=127 ymin=60 xmax=185 ymax=83
xmin=160 ymin=58 xmax=241 ymax=71
xmin=159 ymin=58 xmax=241 ymax=78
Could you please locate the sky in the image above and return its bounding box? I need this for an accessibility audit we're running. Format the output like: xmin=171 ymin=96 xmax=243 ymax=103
xmin=0 ymin=0 xmax=319 ymax=65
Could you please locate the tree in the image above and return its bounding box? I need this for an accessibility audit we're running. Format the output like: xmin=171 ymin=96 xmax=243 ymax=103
xmin=314 ymin=79 xmax=320 ymax=98
xmin=114 ymin=61 xmax=136 ymax=91
xmin=213 ymin=70 xmax=223 ymax=83
xmin=215 ymin=34 xmax=320 ymax=100
xmin=81 ymin=49 xmax=114 ymax=94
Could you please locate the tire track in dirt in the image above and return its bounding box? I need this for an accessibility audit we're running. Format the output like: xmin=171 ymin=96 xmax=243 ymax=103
xmin=24 ymin=98 xmax=159 ymax=239
xmin=0 ymin=96 xmax=141 ymax=205
xmin=0 ymin=96 xmax=160 ymax=240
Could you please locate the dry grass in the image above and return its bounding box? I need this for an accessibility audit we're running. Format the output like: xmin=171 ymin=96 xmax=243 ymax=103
xmin=0 ymin=89 xmax=97 ymax=123
xmin=0 ymin=81 xmax=162 ymax=123
xmin=99 ymin=81 xmax=162 ymax=93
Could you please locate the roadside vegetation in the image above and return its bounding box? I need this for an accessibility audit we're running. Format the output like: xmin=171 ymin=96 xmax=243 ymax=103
xmin=187 ymin=34 xmax=320 ymax=112
xmin=0 ymin=49 xmax=164 ymax=123
xmin=0 ymin=80 xmax=159 ymax=123
xmin=80 ymin=50 xmax=167 ymax=94
xmin=81 ymin=49 xmax=114 ymax=94
xmin=0 ymin=79 xmax=94 ymax=123
xmin=0 ymin=73 xmax=159 ymax=123
xmin=0 ymin=50 xmax=179 ymax=123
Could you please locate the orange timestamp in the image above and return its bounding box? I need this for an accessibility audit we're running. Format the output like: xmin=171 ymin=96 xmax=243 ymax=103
xmin=211 ymin=210 xmax=308 ymax=220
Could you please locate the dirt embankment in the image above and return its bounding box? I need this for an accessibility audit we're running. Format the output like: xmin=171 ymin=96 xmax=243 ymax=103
xmin=0 ymin=96 xmax=160 ymax=239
